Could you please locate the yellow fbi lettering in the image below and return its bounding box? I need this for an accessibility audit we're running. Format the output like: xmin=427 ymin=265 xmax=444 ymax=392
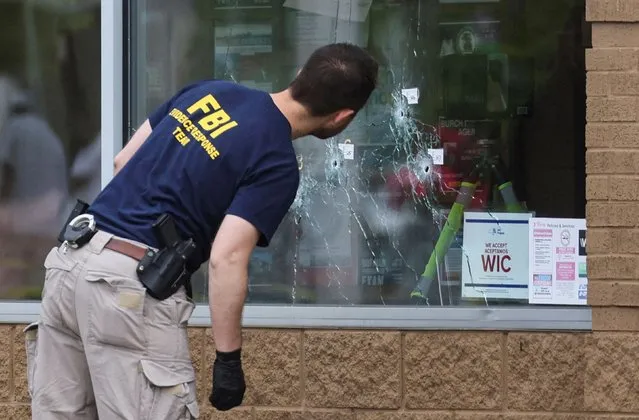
xmin=186 ymin=94 xmax=239 ymax=138
xmin=168 ymin=93 xmax=238 ymax=160
xmin=169 ymin=108 xmax=220 ymax=159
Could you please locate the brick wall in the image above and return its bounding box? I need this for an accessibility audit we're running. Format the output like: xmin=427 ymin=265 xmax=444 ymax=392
xmin=2 ymin=1 xmax=639 ymax=419
xmin=586 ymin=0 xmax=639 ymax=336
xmin=0 ymin=325 xmax=638 ymax=419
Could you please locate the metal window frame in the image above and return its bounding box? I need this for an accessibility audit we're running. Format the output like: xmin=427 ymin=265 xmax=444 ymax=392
xmin=0 ymin=302 xmax=591 ymax=330
xmin=0 ymin=0 xmax=593 ymax=332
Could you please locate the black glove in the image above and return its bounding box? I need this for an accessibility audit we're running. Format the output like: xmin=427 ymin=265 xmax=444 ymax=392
xmin=209 ymin=349 xmax=246 ymax=411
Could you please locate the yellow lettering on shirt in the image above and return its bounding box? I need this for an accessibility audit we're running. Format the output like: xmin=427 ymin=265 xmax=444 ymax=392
xmin=186 ymin=94 xmax=220 ymax=114
xmin=211 ymin=121 xmax=239 ymax=139
xmin=172 ymin=126 xmax=190 ymax=146
xmin=169 ymin=108 xmax=220 ymax=160
xmin=187 ymin=94 xmax=239 ymax=138
xmin=198 ymin=109 xmax=231 ymax=131
xmin=166 ymin=92 xmax=239 ymax=160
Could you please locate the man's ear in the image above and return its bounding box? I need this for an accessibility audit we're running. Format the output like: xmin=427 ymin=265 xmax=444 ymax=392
xmin=331 ymin=109 xmax=355 ymax=125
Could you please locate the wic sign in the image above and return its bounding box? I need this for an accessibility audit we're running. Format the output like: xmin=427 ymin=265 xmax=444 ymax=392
xmin=461 ymin=212 xmax=533 ymax=300
xmin=481 ymin=253 xmax=511 ymax=272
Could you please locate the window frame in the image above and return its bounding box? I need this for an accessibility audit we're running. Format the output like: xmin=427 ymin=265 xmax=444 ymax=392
xmin=0 ymin=0 xmax=593 ymax=332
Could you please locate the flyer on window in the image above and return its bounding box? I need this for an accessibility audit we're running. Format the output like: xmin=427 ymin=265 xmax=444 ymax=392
xmin=528 ymin=218 xmax=588 ymax=305
xmin=461 ymin=212 xmax=533 ymax=300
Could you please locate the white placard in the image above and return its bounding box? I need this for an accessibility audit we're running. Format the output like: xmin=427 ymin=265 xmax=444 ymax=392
xmin=461 ymin=212 xmax=533 ymax=300
xmin=528 ymin=218 xmax=588 ymax=305
xmin=338 ymin=143 xmax=355 ymax=160
xmin=401 ymin=87 xmax=420 ymax=104
xmin=427 ymin=148 xmax=444 ymax=165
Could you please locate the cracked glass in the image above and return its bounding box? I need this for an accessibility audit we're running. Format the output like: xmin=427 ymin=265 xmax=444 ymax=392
xmin=129 ymin=0 xmax=586 ymax=306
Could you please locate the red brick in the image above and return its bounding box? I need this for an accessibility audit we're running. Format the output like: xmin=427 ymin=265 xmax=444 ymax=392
xmin=592 ymin=23 xmax=639 ymax=47
xmin=586 ymin=123 xmax=639 ymax=148
xmin=586 ymin=48 xmax=639 ymax=70
xmin=586 ymin=202 xmax=639 ymax=227
xmin=588 ymin=280 xmax=639 ymax=306
xmin=587 ymin=0 xmax=639 ymax=22
xmin=586 ymin=150 xmax=639 ymax=174
xmin=588 ymin=255 xmax=639 ymax=279
xmin=587 ymin=97 xmax=638 ymax=122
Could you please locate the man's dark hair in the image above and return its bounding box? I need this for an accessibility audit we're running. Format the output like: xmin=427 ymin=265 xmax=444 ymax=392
xmin=289 ymin=43 xmax=379 ymax=117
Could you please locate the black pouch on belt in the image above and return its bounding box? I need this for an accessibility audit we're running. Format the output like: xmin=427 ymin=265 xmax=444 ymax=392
xmin=136 ymin=214 xmax=197 ymax=301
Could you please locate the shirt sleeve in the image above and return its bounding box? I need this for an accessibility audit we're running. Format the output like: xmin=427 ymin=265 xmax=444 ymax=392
xmin=147 ymin=80 xmax=209 ymax=129
xmin=226 ymin=156 xmax=300 ymax=247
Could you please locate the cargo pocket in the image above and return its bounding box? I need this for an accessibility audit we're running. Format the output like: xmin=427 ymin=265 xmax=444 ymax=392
xmin=145 ymin=292 xmax=195 ymax=359
xmin=41 ymin=247 xmax=76 ymax=324
xmin=138 ymin=359 xmax=199 ymax=420
xmin=85 ymin=270 xmax=147 ymax=351
xmin=23 ymin=322 xmax=39 ymax=399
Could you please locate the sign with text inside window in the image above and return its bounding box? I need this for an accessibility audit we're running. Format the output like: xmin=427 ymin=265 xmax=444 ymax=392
xmin=461 ymin=212 xmax=533 ymax=300
xmin=528 ymin=218 xmax=588 ymax=306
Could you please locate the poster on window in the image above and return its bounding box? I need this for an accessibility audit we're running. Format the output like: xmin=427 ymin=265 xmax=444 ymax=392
xmin=528 ymin=218 xmax=588 ymax=305
xmin=461 ymin=212 xmax=532 ymax=300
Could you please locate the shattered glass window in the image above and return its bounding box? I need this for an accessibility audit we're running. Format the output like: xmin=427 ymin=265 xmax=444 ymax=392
xmin=129 ymin=0 xmax=586 ymax=306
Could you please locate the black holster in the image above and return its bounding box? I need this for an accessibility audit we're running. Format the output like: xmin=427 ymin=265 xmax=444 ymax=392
xmin=136 ymin=214 xmax=196 ymax=301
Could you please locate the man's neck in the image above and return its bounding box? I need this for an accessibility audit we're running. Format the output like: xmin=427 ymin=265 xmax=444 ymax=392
xmin=269 ymin=90 xmax=318 ymax=140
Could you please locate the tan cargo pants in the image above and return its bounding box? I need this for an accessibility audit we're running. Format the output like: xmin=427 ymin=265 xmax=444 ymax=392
xmin=25 ymin=230 xmax=200 ymax=419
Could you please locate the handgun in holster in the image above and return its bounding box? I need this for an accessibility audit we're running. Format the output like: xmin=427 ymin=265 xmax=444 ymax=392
xmin=136 ymin=214 xmax=196 ymax=300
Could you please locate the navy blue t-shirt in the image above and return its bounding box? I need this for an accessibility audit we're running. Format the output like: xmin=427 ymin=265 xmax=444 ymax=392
xmin=88 ymin=80 xmax=299 ymax=269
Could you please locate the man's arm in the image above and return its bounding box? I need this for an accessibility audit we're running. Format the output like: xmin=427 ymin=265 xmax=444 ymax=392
xmin=114 ymin=81 xmax=209 ymax=174
xmin=113 ymin=119 xmax=152 ymax=175
xmin=207 ymin=151 xmax=298 ymax=411
xmin=207 ymin=214 xmax=256 ymax=411
xmin=208 ymin=214 xmax=259 ymax=352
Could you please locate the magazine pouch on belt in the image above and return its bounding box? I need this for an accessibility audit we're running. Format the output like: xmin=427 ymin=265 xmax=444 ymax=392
xmin=136 ymin=214 xmax=197 ymax=301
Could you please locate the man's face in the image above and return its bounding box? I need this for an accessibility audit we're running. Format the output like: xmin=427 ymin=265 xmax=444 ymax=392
xmin=311 ymin=111 xmax=355 ymax=140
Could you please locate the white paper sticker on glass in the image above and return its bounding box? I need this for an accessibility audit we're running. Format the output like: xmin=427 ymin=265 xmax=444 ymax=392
xmin=528 ymin=218 xmax=587 ymax=305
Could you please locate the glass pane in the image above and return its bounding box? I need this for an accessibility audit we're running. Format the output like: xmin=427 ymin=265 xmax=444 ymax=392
xmin=0 ymin=1 xmax=101 ymax=300
xmin=128 ymin=0 xmax=586 ymax=306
